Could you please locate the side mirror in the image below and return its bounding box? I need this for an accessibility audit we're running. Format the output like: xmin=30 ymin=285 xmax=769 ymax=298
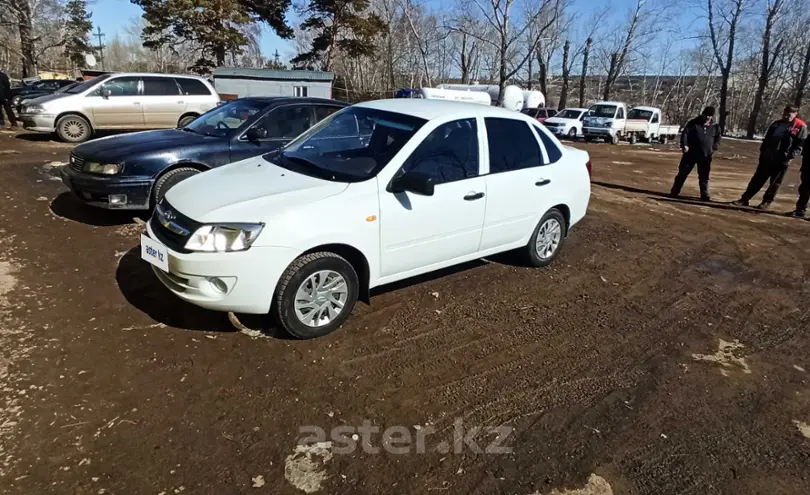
xmin=245 ymin=127 xmax=268 ymax=142
xmin=388 ymin=171 xmax=434 ymax=196
xmin=102 ymin=88 xmax=111 ymax=99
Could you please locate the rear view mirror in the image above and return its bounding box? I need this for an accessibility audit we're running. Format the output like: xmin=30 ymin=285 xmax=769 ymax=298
xmin=388 ymin=171 xmax=434 ymax=196
xmin=246 ymin=127 xmax=268 ymax=142
xmin=102 ymin=88 xmax=111 ymax=99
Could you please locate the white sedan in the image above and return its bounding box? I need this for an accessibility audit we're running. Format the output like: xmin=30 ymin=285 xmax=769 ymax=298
xmin=542 ymin=107 xmax=589 ymax=139
xmin=141 ymin=99 xmax=592 ymax=338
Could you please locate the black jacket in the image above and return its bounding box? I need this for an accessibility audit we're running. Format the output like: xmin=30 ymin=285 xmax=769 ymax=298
xmin=0 ymin=72 xmax=10 ymax=100
xmin=761 ymin=118 xmax=807 ymax=161
xmin=680 ymin=116 xmax=721 ymax=157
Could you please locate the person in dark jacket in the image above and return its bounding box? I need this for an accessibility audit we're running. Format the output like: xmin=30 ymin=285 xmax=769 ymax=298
xmin=0 ymin=70 xmax=18 ymax=128
xmin=791 ymin=144 xmax=810 ymax=217
xmin=670 ymin=106 xmax=721 ymax=200
xmin=732 ymin=105 xmax=807 ymax=210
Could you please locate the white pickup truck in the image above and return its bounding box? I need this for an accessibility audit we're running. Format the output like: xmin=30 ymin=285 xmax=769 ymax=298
xmin=582 ymin=101 xmax=627 ymax=145
xmin=624 ymin=106 xmax=680 ymax=144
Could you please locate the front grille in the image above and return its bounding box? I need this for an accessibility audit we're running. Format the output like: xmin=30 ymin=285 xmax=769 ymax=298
xmin=70 ymin=153 xmax=85 ymax=172
xmin=149 ymin=200 xmax=202 ymax=253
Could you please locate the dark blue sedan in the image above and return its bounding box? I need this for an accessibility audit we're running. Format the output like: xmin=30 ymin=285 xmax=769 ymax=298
xmin=60 ymin=97 xmax=350 ymax=210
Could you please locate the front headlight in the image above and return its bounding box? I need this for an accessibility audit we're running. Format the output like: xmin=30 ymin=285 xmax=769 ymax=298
xmin=84 ymin=162 xmax=122 ymax=175
xmin=184 ymin=224 xmax=264 ymax=252
xmin=24 ymin=104 xmax=45 ymax=114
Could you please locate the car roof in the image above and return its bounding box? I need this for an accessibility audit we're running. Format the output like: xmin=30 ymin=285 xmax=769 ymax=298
xmin=591 ymin=101 xmax=625 ymax=106
xmin=561 ymin=107 xmax=588 ymax=112
xmin=231 ymin=96 xmax=349 ymax=107
xmin=354 ymin=98 xmax=533 ymax=121
xmin=104 ymin=72 xmax=208 ymax=80
xmin=631 ymin=106 xmax=659 ymax=112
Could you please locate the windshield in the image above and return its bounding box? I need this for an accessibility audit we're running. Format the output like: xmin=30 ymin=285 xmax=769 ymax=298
xmin=628 ymin=109 xmax=653 ymax=120
xmin=266 ymin=107 xmax=427 ymax=182
xmin=590 ymin=105 xmax=617 ymax=118
xmin=558 ymin=109 xmax=583 ymax=119
xmin=185 ymin=99 xmax=267 ymax=137
xmin=66 ymin=75 xmax=112 ymax=94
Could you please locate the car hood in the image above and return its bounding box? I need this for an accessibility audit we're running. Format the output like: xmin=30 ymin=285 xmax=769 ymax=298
xmin=31 ymin=92 xmax=72 ymax=105
xmin=545 ymin=117 xmax=577 ymax=125
xmin=73 ymin=129 xmax=222 ymax=162
xmin=165 ymin=156 xmax=349 ymax=224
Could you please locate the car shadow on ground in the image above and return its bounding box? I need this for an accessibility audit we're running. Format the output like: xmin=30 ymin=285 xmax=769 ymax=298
xmin=50 ymin=192 xmax=147 ymax=226
xmin=116 ymin=247 xmax=292 ymax=338
xmin=16 ymin=129 xmax=132 ymax=143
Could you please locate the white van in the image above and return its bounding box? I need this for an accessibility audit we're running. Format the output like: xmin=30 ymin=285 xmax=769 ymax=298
xmin=19 ymin=73 xmax=219 ymax=143
xmin=582 ymin=101 xmax=627 ymax=144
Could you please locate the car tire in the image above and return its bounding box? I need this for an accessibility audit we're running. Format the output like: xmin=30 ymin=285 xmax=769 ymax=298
xmin=177 ymin=114 xmax=198 ymax=128
xmin=152 ymin=167 xmax=200 ymax=206
xmin=273 ymin=252 xmax=359 ymax=339
xmin=611 ymin=133 xmax=620 ymax=145
xmin=56 ymin=114 xmax=92 ymax=143
xmin=568 ymin=127 xmax=577 ymax=139
xmin=629 ymin=134 xmax=637 ymax=145
xmin=526 ymin=209 xmax=567 ymax=268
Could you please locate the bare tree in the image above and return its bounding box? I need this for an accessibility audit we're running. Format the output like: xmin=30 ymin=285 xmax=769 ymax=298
xmin=707 ymin=0 xmax=748 ymax=133
xmin=558 ymin=39 xmax=570 ymax=109
xmin=452 ymin=0 xmax=562 ymax=103
xmin=796 ymin=38 xmax=810 ymax=109
xmin=745 ymin=0 xmax=787 ymax=138
xmin=602 ymin=0 xmax=646 ymax=101
xmin=578 ymin=37 xmax=591 ymax=107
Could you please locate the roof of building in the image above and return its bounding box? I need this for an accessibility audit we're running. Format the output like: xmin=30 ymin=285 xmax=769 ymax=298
xmin=354 ymin=99 xmax=533 ymax=121
xmin=212 ymin=67 xmax=334 ymax=82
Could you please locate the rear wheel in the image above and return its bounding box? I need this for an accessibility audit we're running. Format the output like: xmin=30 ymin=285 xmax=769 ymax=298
xmin=152 ymin=167 xmax=200 ymax=207
xmin=629 ymin=134 xmax=638 ymax=145
xmin=56 ymin=114 xmax=92 ymax=143
xmin=525 ymin=209 xmax=567 ymax=267
xmin=273 ymin=252 xmax=359 ymax=339
xmin=177 ymin=114 xmax=198 ymax=128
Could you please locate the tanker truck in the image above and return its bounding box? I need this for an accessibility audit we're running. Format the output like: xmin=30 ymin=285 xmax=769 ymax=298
xmin=437 ymin=83 xmax=528 ymax=112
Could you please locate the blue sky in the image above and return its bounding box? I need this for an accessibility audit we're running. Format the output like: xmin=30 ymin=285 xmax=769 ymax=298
xmin=89 ymin=0 xmax=697 ymax=63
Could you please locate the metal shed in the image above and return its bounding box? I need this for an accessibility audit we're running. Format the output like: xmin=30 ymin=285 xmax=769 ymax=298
xmin=212 ymin=68 xmax=334 ymax=100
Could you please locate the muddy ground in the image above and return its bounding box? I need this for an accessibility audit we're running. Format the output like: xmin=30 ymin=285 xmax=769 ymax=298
xmin=1 ymin=129 xmax=810 ymax=495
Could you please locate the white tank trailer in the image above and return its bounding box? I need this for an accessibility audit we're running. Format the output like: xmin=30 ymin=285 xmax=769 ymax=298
xmin=416 ymin=88 xmax=493 ymax=106
xmin=437 ymin=84 xmax=528 ymax=112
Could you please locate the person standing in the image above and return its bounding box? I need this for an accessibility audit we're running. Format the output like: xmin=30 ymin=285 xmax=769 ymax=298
xmin=791 ymin=144 xmax=810 ymax=217
xmin=670 ymin=106 xmax=721 ymax=201
xmin=0 ymin=69 xmax=18 ymax=129
xmin=732 ymin=105 xmax=807 ymax=210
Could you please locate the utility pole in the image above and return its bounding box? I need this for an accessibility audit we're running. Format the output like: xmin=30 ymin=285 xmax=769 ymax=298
xmin=94 ymin=27 xmax=106 ymax=70
xmin=274 ymin=50 xmax=280 ymax=66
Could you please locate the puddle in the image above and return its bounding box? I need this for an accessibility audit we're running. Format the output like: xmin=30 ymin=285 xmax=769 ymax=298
xmin=284 ymin=441 xmax=333 ymax=493
xmin=692 ymin=339 xmax=751 ymax=376
xmin=532 ymin=474 xmax=613 ymax=495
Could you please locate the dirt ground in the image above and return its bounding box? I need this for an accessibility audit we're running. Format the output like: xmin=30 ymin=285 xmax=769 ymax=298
xmin=2 ymin=128 xmax=810 ymax=495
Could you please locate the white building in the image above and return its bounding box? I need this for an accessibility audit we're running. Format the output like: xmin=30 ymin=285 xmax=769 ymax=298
xmin=213 ymin=68 xmax=334 ymax=99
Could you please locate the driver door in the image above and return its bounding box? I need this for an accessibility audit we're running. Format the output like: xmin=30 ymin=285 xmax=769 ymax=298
xmin=88 ymin=76 xmax=145 ymax=128
xmin=229 ymin=104 xmax=314 ymax=162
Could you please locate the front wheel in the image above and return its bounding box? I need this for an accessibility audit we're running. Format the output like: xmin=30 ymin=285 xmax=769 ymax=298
xmin=568 ymin=127 xmax=577 ymax=139
xmin=273 ymin=252 xmax=359 ymax=339
xmin=56 ymin=114 xmax=92 ymax=143
xmin=525 ymin=209 xmax=567 ymax=267
xmin=610 ymin=133 xmax=620 ymax=145
xmin=152 ymin=167 xmax=200 ymax=207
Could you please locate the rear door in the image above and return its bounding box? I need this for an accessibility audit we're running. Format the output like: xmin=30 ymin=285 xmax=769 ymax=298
xmin=175 ymin=77 xmax=217 ymax=114
xmin=141 ymin=76 xmax=184 ymax=128
xmin=480 ymin=117 xmax=565 ymax=251
xmin=87 ymin=76 xmax=144 ymax=128
xmin=230 ymin=104 xmax=314 ymax=162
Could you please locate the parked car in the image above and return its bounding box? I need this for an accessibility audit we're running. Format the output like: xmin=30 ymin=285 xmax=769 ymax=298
xmin=582 ymin=101 xmax=628 ymax=144
xmin=542 ymin=107 xmax=589 ymax=139
xmin=625 ymin=106 xmax=680 ymax=144
xmin=19 ymin=72 xmax=219 ymax=143
xmin=141 ymin=99 xmax=592 ymax=339
xmin=16 ymin=81 xmax=79 ymax=112
xmin=60 ymin=97 xmax=350 ymax=210
xmin=522 ymin=107 xmax=558 ymax=123
xmin=10 ymin=79 xmax=76 ymax=108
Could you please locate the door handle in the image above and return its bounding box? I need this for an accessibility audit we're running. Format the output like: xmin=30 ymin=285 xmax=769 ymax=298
xmin=133 ymin=102 xmax=141 ymax=106
xmin=177 ymin=101 xmax=185 ymax=104
xmin=464 ymin=192 xmax=485 ymax=201
xmin=535 ymin=179 xmax=551 ymax=186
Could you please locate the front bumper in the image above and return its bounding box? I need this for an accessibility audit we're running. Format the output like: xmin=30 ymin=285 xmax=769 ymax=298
xmin=20 ymin=113 xmax=56 ymax=133
xmin=145 ymin=223 xmax=299 ymax=314
xmin=583 ymin=127 xmax=617 ymax=137
xmin=60 ymin=165 xmax=153 ymax=209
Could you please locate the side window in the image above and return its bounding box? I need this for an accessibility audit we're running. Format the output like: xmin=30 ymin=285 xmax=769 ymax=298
xmin=256 ymin=105 xmax=312 ymax=139
xmin=651 ymin=113 xmax=660 ymax=123
xmin=175 ymin=78 xmax=212 ymax=96
xmin=400 ymin=118 xmax=479 ymax=185
xmin=95 ymin=77 xmax=140 ymax=97
xmin=294 ymin=86 xmax=308 ymax=97
xmin=579 ymin=112 xmax=586 ymax=121
xmin=617 ymin=107 xmax=625 ymax=119
xmin=142 ymin=77 xmax=180 ymax=96
xmin=314 ymin=105 xmax=341 ymax=123
xmin=358 ymin=115 xmax=375 ymax=137
xmin=531 ymin=125 xmax=563 ymax=164
xmin=485 ymin=118 xmax=542 ymax=173
xmin=314 ymin=112 xmax=358 ymax=138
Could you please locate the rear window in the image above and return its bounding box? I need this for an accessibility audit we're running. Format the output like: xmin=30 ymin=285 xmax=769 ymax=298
xmin=175 ymin=78 xmax=211 ymax=96
xmin=531 ymin=125 xmax=563 ymax=164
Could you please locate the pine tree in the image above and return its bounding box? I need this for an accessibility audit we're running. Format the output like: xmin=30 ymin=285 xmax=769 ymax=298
xmin=291 ymin=0 xmax=385 ymax=72
xmin=63 ymin=0 xmax=94 ymax=70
